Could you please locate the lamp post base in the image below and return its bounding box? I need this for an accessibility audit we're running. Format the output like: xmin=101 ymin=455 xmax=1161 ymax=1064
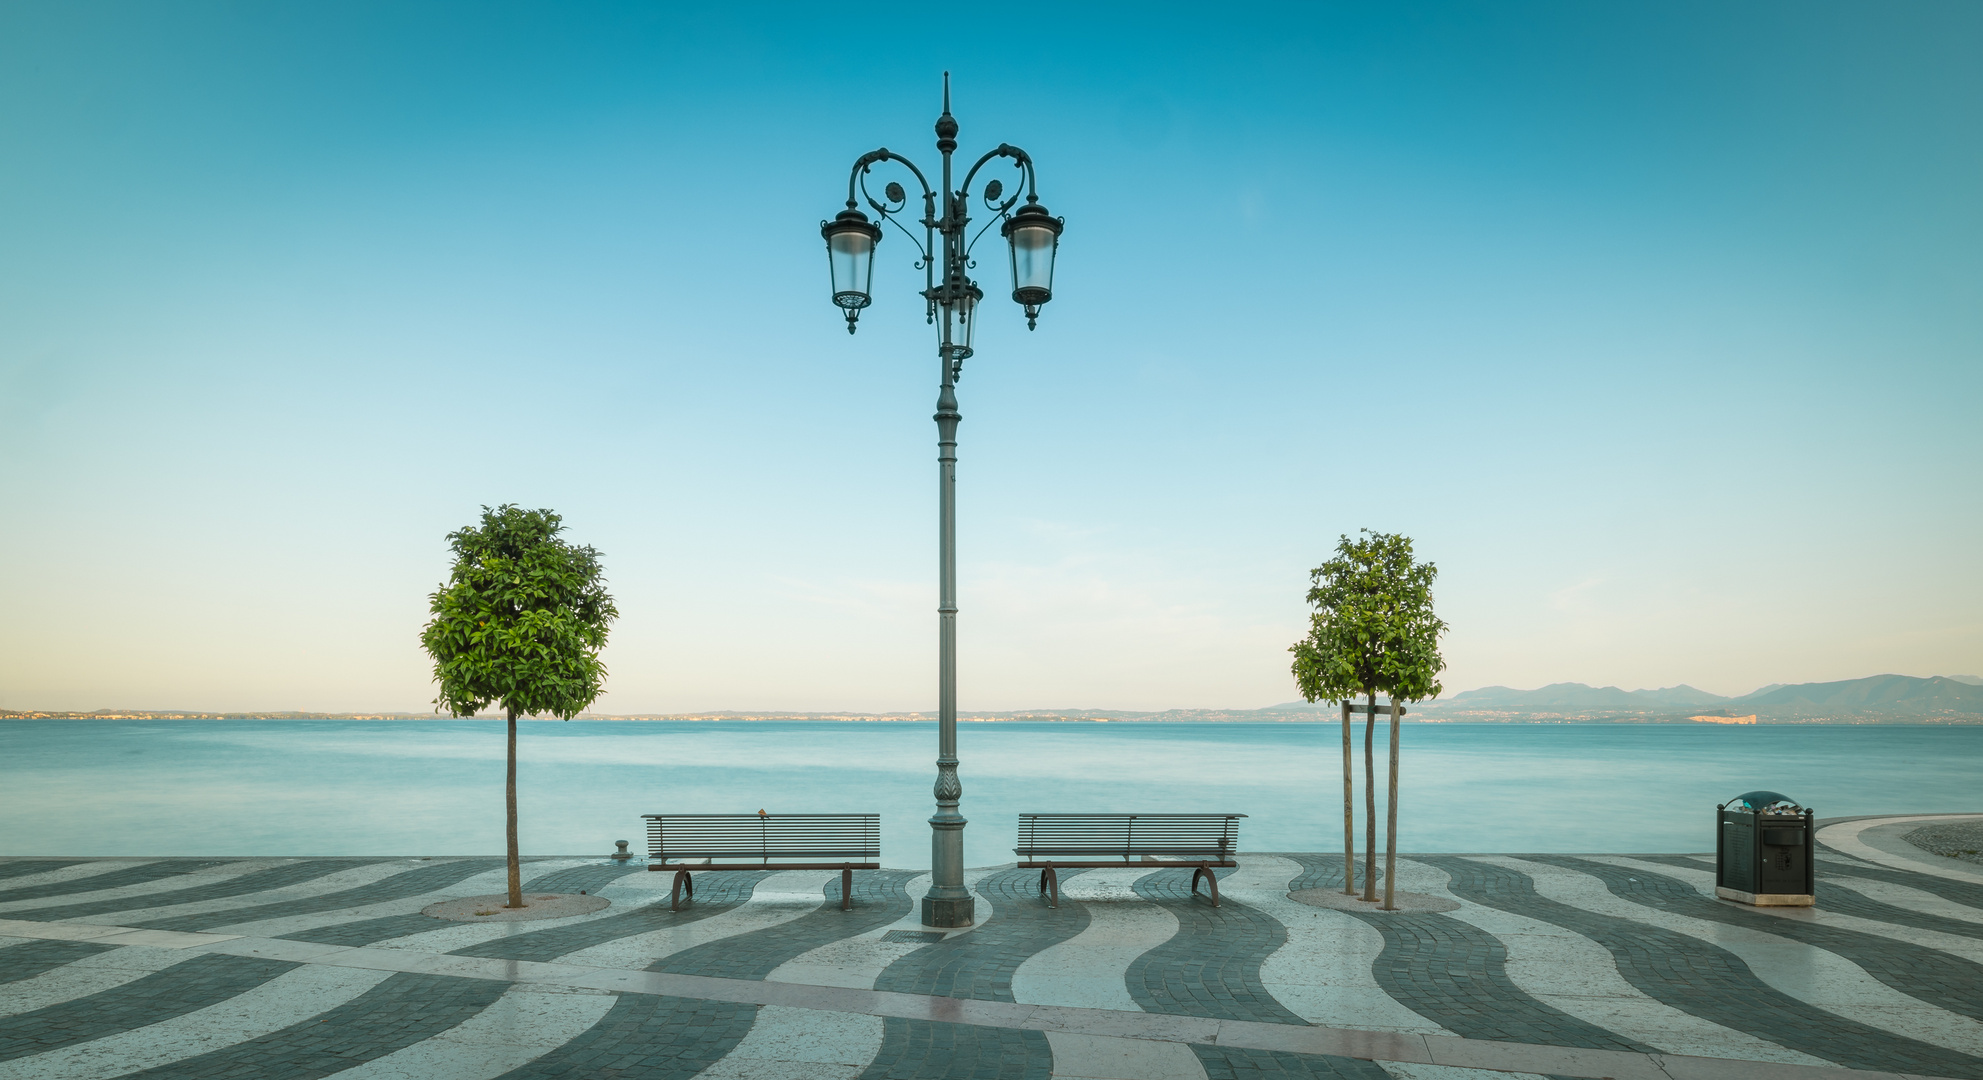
xmin=922 ymin=894 xmax=975 ymax=928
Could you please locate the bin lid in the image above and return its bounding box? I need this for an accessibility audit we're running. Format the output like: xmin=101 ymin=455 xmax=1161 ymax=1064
xmin=1727 ymin=790 xmax=1802 ymax=812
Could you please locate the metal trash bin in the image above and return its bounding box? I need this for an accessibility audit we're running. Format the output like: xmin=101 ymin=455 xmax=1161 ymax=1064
xmin=1716 ymin=791 xmax=1814 ymax=906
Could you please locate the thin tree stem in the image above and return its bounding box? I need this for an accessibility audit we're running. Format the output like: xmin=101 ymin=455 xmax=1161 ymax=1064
xmin=506 ymin=707 xmax=522 ymax=908
xmin=1362 ymin=690 xmax=1377 ymax=902
xmin=1341 ymin=699 xmax=1354 ymax=895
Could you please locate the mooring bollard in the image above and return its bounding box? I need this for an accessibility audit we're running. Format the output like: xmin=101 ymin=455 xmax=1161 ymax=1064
xmin=610 ymin=840 xmax=631 ymax=861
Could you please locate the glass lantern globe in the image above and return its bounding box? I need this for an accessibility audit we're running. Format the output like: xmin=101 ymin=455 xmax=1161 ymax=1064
xmin=1001 ymin=199 xmax=1063 ymax=329
xmin=821 ymin=208 xmax=882 ymax=333
xmin=941 ymin=279 xmax=984 ymax=363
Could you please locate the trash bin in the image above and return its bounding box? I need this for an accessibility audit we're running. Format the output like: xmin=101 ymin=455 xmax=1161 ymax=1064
xmin=1716 ymin=791 xmax=1814 ymax=906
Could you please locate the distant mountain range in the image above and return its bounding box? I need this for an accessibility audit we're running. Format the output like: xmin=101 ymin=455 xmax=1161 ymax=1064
xmin=1402 ymin=674 xmax=1983 ymax=721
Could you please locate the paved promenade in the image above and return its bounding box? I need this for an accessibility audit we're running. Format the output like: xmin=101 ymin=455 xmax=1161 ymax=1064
xmin=1 ymin=814 xmax=1979 ymax=1080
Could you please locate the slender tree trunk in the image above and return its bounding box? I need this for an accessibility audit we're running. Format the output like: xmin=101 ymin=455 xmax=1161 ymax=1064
xmin=506 ymin=706 xmax=522 ymax=908
xmin=1340 ymin=699 xmax=1354 ymax=895
xmin=1383 ymin=704 xmax=1402 ymax=910
xmin=1362 ymin=689 xmax=1378 ymax=902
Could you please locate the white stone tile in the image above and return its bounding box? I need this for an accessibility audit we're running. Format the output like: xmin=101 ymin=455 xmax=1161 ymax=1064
xmin=0 ymin=918 xmax=135 ymax=942
xmin=1044 ymin=1031 xmax=1207 ymax=1079
xmin=0 ymin=946 xmax=196 ymax=1018
xmin=89 ymin=928 xmax=240 ymax=949
xmin=694 ymin=1003 xmax=883 ymax=1080
xmin=1505 ymin=856 xmax=1983 ymax=1057
xmin=4 ymin=964 xmax=393 ymax=1080
xmin=0 ymin=861 xmax=152 ymax=891
xmin=190 ymin=860 xmax=518 ymax=938
xmin=305 ymin=982 xmax=616 ymax=1080
xmin=1012 ymin=868 xmax=1177 ymax=1013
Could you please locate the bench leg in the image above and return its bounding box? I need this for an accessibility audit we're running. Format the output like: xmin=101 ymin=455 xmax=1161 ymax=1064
xmin=1039 ymin=865 xmax=1059 ymax=909
xmin=841 ymin=866 xmax=853 ymax=911
xmin=1191 ymin=865 xmax=1221 ymax=907
xmin=671 ymin=869 xmax=692 ymax=911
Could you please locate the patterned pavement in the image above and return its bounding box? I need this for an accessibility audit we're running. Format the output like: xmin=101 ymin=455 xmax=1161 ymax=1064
xmin=0 ymin=813 xmax=1977 ymax=1080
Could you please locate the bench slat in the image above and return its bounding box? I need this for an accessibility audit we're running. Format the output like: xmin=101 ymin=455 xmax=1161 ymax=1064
xmin=1014 ymin=813 xmax=1244 ymax=860
xmin=644 ymin=813 xmax=880 ymax=863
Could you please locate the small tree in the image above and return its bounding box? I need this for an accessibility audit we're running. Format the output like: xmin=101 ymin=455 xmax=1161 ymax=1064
xmin=1289 ymin=530 xmax=1446 ymax=910
xmin=421 ymin=505 xmax=618 ymax=908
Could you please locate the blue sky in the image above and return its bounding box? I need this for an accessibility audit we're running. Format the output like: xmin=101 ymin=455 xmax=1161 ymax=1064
xmin=2 ymin=2 xmax=1978 ymax=713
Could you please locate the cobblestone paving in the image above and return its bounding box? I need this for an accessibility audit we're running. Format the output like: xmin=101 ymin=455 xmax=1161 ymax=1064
xmin=1440 ymin=855 xmax=1983 ymax=1078
xmin=0 ymin=952 xmax=296 ymax=1061
xmin=1555 ymin=855 xmax=1983 ymax=1020
xmin=2 ymin=841 xmax=1979 ymax=1080
xmin=875 ymin=868 xmax=1090 ymax=1002
xmin=1190 ymin=1043 xmax=1393 ymax=1079
xmin=654 ymin=869 xmax=921 ymax=979
xmin=130 ymin=857 xmax=509 ymax=932
xmin=860 ymin=1019 xmax=1052 ymax=1080
xmin=489 ymin=993 xmax=758 ymax=1080
xmin=450 ymin=871 xmax=772 ymax=962
xmin=9 ymin=858 xmax=380 ymax=922
xmin=1128 ymin=865 xmax=1309 ymax=1024
xmin=1281 ymin=853 xmax=1378 ymax=894
xmin=116 ymin=971 xmax=509 ymax=1080
xmin=0 ymin=858 xmax=230 ymax=905
xmin=275 ymin=859 xmax=643 ymax=948
xmin=0 ymin=859 xmax=87 ymax=881
xmin=0 ymin=939 xmax=116 ymax=984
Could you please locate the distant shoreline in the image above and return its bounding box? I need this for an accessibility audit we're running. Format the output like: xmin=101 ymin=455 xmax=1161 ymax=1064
xmin=4 ymin=710 xmax=1979 ymax=725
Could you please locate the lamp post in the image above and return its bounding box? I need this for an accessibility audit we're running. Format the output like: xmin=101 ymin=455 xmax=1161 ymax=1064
xmin=821 ymin=75 xmax=1063 ymax=928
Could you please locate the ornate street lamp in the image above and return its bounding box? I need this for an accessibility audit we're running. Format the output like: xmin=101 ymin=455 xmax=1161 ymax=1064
xmin=820 ymin=75 xmax=1063 ymax=927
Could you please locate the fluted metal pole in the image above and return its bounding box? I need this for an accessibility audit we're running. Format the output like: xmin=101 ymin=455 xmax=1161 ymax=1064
xmin=922 ymin=92 xmax=974 ymax=928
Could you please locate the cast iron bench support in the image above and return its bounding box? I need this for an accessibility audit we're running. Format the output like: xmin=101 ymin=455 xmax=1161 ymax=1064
xmin=643 ymin=813 xmax=880 ymax=912
xmin=1014 ymin=813 xmax=1246 ymax=908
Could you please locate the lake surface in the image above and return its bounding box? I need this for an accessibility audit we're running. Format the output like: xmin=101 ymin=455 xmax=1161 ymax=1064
xmin=3 ymin=720 xmax=1976 ymax=866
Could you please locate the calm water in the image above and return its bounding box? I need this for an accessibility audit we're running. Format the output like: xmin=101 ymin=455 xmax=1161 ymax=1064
xmin=2 ymin=720 xmax=1976 ymax=866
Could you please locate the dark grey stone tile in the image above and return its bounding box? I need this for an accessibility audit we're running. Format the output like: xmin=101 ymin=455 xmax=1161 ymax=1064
xmin=131 ymin=858 xmax=507 ymax=933
xmin=0 ymin=860 xmax=89 ymax=882
xmin=1127 ymin=865 xmax=1307 ymax=1025
xmin=1191 ymin=1043 xmax=1393 ymax=1079
xmin=0 ymin=860 xmax=229 ymax=905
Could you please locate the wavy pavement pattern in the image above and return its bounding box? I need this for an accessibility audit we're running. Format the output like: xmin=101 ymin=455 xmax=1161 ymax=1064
xmin=132 ymin=858 xmax=508 ymax=933
xmin=0 ymin=860 xmax=230 ymax=906
xmin=1438 ymin=855 xmax=1983 ymax=1079
xmin=451 ymin=871 xmax=773 ymax=963
xmin=656 ymin=869 xmax=922 ymax=980
xmin=488 ymin=993 xmax=759 ymax=1080
xmin=278 ymin=860 xmax=644 ymax=948
xmin=0 ymin=953 xmax=297 ymax=1061
xmin=1630 ymin=853 xmax=1983 ymax=941
xmin=10 ymin=859 xmax=382 ymax=923
xmin=1545 ymin=856 xmax=1983 ymax=1039
xmin=0 ymin=939 xmax=116 ymax=985
xmin=0 ymin=860 xmax=88 ymax=882
xmin=1284 ymin=854 xmax=1641 ymax=1051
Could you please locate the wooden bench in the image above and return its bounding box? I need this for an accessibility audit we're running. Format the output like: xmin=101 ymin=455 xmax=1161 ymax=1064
xmin=1015 ymin=813 xmax=1245 ymax=908
xmin=644 ymin=813 xmax=880 ymax=911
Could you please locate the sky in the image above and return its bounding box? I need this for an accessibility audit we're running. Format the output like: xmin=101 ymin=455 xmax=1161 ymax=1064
xmin=1 ymin=2 xmax=1978 ymax=714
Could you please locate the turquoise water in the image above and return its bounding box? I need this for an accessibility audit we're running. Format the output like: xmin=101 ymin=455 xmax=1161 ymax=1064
xmin=2 ymin=720 xmax=1976 ymax=866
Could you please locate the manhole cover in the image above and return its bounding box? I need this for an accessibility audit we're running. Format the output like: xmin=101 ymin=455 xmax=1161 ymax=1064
xmin=881 ymin=930 xmax=946 ymax=943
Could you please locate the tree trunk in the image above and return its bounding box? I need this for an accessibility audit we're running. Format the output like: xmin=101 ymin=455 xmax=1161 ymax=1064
xmin=1362 ymin=689 xmax=1378 ymax=902
xmin=506 ymin=706 xmax=523 ymax=908
xmin=1383 ymin=704 xmax=1402 ymax=910
xmin=1341 ymin=699 xmax=1354 ymax=895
